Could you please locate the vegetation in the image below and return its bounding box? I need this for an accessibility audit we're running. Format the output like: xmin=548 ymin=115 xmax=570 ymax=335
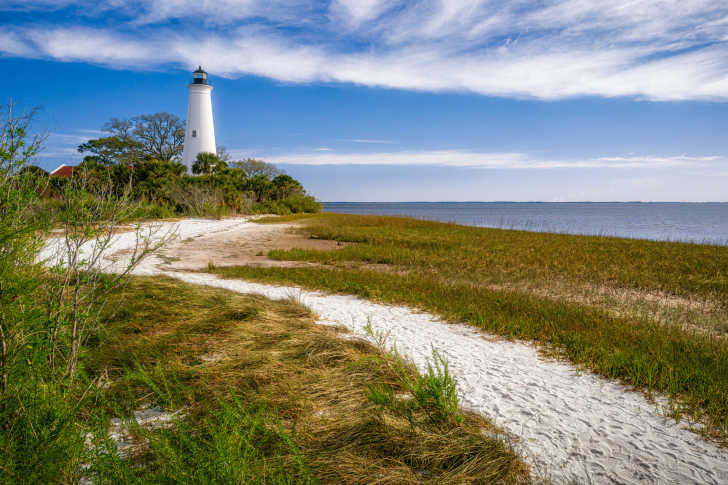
xmin=192 ymin=151 xmax=227 ymax=175
xmin=0 ymin=101 xmax=534 ymax=483
xmin=81 ymin=111 xmax=185 ymax=164
xmin=257 ymin=214 xmax=728 ymax=307
xmin=37 ymin=111 xmax=322 ymax=218
xmin=0 ymin=99 xmax=176 ymax=483
xmin=7 ymin=95 xmax=725 ymax=481
xmin=79 ymin=276 xmax=533 ymax=484
xmin=229 ymin=158 xmax=284 ymax=178
xmin=209 ymin=213 xmax=728 ymax=444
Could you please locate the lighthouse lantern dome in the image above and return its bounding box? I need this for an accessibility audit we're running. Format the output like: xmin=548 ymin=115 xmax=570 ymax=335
xmin=191 ymin=66 xmax=209 ymax=85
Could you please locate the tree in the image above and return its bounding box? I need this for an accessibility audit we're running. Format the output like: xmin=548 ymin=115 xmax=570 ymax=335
xmin=192 ymin=152 xmax=227 ymax=175
xmin=244 ymin=174 xmax=276 ymax=203
xmin=131 ymin=112 xmax=185 ymax=163
xmin=216 ymin=144 xmax=232 ymax=163
xmin=100 ymin=117 xmax=140 ymax=163
xmin=18 ymin=165 xmax=48 ymax=177
xmin=77 ymin=135 xmax=140 ymax=166
xmin=229 ymin=158 xmax=282 ymax=179
xmin=99 ymin=112 xmax=185 ymax=164
xmin=132 ymin=159 xmax=186 ymax=201
xmin=272 ymin=174 xmax=303 ymax=199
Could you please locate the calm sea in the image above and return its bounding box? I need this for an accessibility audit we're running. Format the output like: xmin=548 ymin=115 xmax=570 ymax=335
xmin=322 ymin=202 xmax=728 ymax=245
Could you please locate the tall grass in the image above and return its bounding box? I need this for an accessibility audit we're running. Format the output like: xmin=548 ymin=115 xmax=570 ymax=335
xmin=265 ymin=213 xmax=728 ymax=305
xmin=208 ymin=213 xmax=728 ymax=444
xmin=87 ymin=383 xmax=316 ymax=484
xmin=77 ymin=276 xmax=534 ymax=484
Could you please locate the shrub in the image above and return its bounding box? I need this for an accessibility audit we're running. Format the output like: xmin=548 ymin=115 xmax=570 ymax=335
xmin=167 ymin=180 xmax=225 ymax=216
xmin=133 ymin=200 xmax=177 ymax=220
xmin=252 ymin=199 xmax=293 ymax=215
xmin=281 ymin=194 xmax=322 ymax=214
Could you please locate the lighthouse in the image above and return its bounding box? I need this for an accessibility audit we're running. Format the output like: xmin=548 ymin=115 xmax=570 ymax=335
xmin=182 ymin=66 xmax=216 ymax=173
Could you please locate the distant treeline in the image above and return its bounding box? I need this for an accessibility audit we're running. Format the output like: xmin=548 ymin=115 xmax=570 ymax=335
xmin=33 ymin=111 xmax=321 ymax=217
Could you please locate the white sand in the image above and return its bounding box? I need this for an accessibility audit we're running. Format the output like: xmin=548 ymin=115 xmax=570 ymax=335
xmin=44 ymin=218 xmax=728 ymax=484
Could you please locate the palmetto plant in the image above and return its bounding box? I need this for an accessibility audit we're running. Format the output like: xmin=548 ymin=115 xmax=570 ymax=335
xmin=192 ymin=151 xmax=227 ymax=175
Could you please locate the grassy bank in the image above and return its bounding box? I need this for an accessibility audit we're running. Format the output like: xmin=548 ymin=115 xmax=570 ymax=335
xmin=59 ymin=276 xmax=532 ymax=484
xmin=208 ymin=213 xmax=728 ymax=444
xmin=259 ymin=214 xmax=728 ymax=308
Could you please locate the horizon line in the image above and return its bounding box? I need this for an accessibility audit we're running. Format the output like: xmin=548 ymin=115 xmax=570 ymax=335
xmin=321 ymin=201 xmax=726 ymax=204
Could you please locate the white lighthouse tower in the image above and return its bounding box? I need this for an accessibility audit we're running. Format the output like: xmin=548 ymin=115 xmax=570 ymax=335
xmin=182 ymin=66 xmax=216 ymax=173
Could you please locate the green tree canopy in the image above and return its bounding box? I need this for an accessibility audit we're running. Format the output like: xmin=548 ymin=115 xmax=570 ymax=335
xmin=18 ymin=165 xmax=48 ymax=177
xmin=228 ymin=158 xmax=282 ymax=179
xmin=273 ymin=174 xmax=303 ymax=199
xmin=80 ymin=112 xmax=186 ymax=166
xmin=244 ymin=174 xmax=276 ymax=203
xmin=77 ymin=136 xmax=140 ymax=166
xmin=192 ymin=152 xmax=227 ymax=175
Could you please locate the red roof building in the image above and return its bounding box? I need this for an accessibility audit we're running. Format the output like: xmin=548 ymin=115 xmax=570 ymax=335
xmin=49 ymin=164 xmax=77 ymax=178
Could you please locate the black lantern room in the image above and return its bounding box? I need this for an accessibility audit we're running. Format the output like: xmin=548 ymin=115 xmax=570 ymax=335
xmin=190 ymin=66 xmax=210 ymax=85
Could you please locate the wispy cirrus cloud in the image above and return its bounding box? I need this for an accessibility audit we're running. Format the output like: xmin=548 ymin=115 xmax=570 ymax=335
xmin=263 ymin=151 xmax=724 ymax=169
xmin=338 ymin=139 xmax=395 ymax=144
xmin=2 ymin=0 xmax=728 ymax=100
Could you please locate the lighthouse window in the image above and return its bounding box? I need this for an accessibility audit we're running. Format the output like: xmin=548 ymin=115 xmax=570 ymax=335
xmin=191 ymin=130 xmax=198 ymax=138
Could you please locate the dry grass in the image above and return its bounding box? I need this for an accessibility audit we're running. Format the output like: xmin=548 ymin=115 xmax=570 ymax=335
xmin=84 ymin=276 xmax=534 ymax=484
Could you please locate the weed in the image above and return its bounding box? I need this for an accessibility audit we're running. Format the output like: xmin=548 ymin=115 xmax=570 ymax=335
xmin=363 ymin=321 xmax=463 ymax=433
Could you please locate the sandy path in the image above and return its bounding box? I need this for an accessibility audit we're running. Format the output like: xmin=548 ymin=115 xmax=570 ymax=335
xmin=44 ymin=218 xmax=728 ymax=484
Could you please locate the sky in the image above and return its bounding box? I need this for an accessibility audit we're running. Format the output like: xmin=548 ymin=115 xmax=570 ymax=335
xmin=2 ymin=0 xmax=727 ymax=202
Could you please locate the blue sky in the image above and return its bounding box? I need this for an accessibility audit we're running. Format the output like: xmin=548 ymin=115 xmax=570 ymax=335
xmin=2 ymin=0 xmax=727 ymax=201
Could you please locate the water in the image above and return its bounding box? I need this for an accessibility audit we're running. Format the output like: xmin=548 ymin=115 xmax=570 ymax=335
xmin=322 ymin=202 xmax=728 ymax=245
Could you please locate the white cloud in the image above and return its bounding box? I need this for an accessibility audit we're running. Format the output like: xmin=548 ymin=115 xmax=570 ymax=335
xmin=27 ymin=28 xmax=167 ymax=64
xmin=329 ymin=0 xmax=397 ymax=28
xmin=3 ymin=0 xmax=728 ymax=100
xmin=262 ymin=150 xmax=724 ymax=169
xmin=0 ymin=31 xmax=38 ymax=57
xmin=339 ymin=139 xmax=395 ymax=143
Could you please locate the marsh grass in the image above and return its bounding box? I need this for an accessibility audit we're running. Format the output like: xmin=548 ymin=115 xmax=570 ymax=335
xmin=206 ymin=213 xmax=728 ymax=444
xmin=267 ymin=214 xmax=728 ymax=307
xmin=80 ymin=276 xmax=533 ymax=484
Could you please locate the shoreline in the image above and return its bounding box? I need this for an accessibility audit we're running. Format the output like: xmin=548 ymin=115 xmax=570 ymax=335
xmin=321 ymin=202 xmax=728 ymax=246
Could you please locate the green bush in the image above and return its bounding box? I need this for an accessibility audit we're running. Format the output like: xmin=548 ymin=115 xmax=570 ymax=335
xmin=363 ymin=323 xmax=464 ymax=433
xmin=252 ymin=199 xmax=293 ymax=215
xmin=134 ymin=201 xmax=177 ymax=220
xmin=281 ymin=194 xmax=322 ymax=213
xmin=88 ymin=391 xmax=317 ymax=484
xmin=41 ymin=160 xmax=321 ymax=218
xmin=0 ymin=385 xmax=87 ymax=484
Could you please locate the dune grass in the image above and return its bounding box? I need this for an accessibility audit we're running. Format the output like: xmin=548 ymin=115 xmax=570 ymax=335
xmin=207 ymin=213 xmax=728 ymax=444
xmin=79 ymin=276 xmax=533 ymax=484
